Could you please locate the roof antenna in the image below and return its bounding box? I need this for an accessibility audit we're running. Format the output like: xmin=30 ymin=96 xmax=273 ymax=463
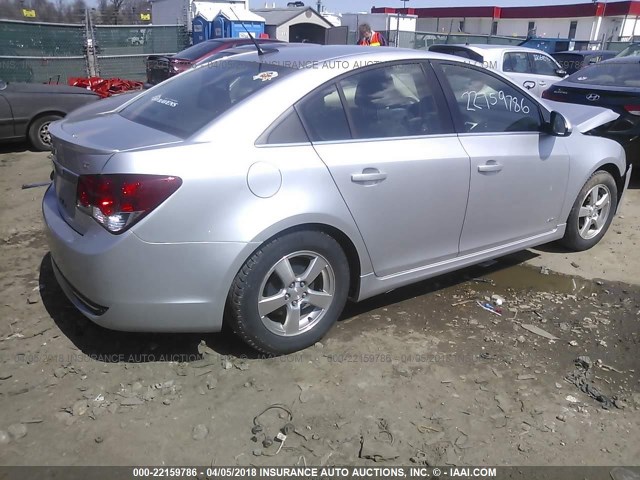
xmin=229 ymin=6 xmax=265 ymax=56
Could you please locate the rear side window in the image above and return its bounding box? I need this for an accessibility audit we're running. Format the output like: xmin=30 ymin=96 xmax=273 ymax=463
xmin=530 ymin=52 xmax=559 ymax=76
xmin=120 ymin=61 xmax=294 ymax=138
xmin=338 ymin=63 xmax=451 ymax=139
xmin=503 ymin=52 xmax=531 ymax=73
xmin=553 ymin=53 xmax=583 ymax=72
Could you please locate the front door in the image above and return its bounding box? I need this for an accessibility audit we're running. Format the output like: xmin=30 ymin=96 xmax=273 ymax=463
xmin=296 ymin=62 xmax=471 ymax=277
xmin=433 ymin=61 xmax=570 ymax=255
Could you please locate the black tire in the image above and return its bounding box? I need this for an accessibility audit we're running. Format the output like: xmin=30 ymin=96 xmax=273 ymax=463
xmin=228 ymin=230 xmax=349 ymax=355
xmin=28 ymin=114 xmax=61 ymax=151
xmin=561 ymin=170 xmax=618 ymax=251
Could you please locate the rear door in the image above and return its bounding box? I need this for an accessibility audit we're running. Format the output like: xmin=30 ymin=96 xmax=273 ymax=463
xmin=433 ymin=61 xmax=570 ymax=254
xmin=297 ymin=62 xmax=471 ymax=277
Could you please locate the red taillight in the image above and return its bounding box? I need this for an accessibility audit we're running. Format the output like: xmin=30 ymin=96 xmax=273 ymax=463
xmin=624 ymin=105 xmax=640 ymax=116
xmin=76 ymin=174 xmax=182 ymax=234
xmin=542 ymin=89 xmax=564 ymax=101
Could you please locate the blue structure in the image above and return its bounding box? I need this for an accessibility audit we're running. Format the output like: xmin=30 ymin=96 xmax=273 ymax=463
xmin=192 ymin=15 xmax=212 ymax=44
xmin=212 ymin=11 xmax=265 ymax=39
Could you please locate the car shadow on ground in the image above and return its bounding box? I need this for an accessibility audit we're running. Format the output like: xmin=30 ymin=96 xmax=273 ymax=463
xmin=0 ymin=141 xmax=35 ymax=154
xmin=39 ymin=249 xmax=539 ymax=362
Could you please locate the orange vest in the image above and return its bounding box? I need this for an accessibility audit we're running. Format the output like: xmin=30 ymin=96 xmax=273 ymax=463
xmin=359 ymin=31 xmax=385 ymax=47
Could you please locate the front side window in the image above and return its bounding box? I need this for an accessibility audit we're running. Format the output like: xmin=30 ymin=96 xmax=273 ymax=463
xmin=338 ymin=63 xmax=451 ymax=139
xmin=503 ymin=52 xmax=531 ymax=74
xmin=437 ymin=63 xmax=542 ymax=134
xmin=530 ymin=52 xmax=560 ymax=76
xmin=120 ymin=61 xmax=294 ymax=138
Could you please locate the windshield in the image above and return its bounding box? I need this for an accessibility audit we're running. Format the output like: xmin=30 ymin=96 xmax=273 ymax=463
xmin=567 ymin=61 xmax=640 ymax=87
xmin=174 ymin=40 xmax=226 ymax=61
xmin=616 ymin=44 xmax=640 ymax=58
xmin=119 ymin=60 xmax=294 ymax=138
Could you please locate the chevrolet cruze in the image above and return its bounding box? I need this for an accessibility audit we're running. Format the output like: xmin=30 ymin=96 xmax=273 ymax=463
xmin=44 ymin=45 xmax=631 ymax=354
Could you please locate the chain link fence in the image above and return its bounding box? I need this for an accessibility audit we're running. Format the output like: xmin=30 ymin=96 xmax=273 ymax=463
xmin=0 ymin=19 xmax=189 ymax=83
xmin=1 ymin=18 xmax=635 ymax=84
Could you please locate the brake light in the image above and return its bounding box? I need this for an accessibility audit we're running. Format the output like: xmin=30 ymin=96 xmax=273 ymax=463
xmin=76 ymin=174 xmax=182 ymax=234
xmin=542 ymin=89 xmax=565 ymax=101
xmin=624 ymin=105 xmax=640 ymax=116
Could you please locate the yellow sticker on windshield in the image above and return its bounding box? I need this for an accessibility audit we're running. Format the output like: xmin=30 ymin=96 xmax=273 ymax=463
xmin=253 ymin=71 xmax=279 ymax=82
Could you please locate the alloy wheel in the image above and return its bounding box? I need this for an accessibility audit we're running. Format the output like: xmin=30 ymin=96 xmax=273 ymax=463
xmin=577 ymin=184 xmax=612 ymax=240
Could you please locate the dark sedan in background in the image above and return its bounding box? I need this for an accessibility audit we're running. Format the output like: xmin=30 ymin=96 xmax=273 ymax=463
xmin=145 ymin=38 xmax=284 ymax=86
xmin=543 ymin=57 xmax=640 ymax=165
xmin=0 ymin=80 xmax=99 ymax=151
xmin=552 ymin=50 xmax=617 ymax=75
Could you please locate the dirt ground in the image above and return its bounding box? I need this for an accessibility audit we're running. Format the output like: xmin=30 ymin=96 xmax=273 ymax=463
xmin=0 ymin=145 xmax=639 ymax=467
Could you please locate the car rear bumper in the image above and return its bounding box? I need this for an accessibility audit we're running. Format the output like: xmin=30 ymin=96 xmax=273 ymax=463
xmin=43 ymin=184 xmax=251 ymax=332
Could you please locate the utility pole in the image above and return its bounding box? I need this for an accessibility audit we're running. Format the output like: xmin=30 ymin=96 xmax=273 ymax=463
xmin=84 ymin=8 xmax=99 ymax=77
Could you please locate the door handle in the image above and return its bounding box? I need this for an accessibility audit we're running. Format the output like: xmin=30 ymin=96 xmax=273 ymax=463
xmin=538 ymin=81 xmax=547 ymax=86
xmin=478 ymin=162 xmax=503 ymax=173
xmin=351 ymin=169 xmax=387 ymax=184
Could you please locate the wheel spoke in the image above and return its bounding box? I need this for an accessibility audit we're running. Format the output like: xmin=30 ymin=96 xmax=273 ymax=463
xmin=594 ymin=214 xmax=606 ymax=230
xmin=579 ymin=218 xmax=592 ymax=237
xmin=258 ymin=292 xmax=288 ymax=317
xmin=306 ymin=289 xmax=333 ymax=310
xmin=596 ymin=192 xmax=610 ymax=209
xmin=274 ymin=257 xmax=296 ymax=286
xmin=284 ymin=305 xmax=301 ymax=335
xmin=300 ymin=257 xmax=327 ymax=285
xmin=579 ymin=206 xmax=591 ymax=218
xmin=589 ymin=188 xmax=598 ymax=207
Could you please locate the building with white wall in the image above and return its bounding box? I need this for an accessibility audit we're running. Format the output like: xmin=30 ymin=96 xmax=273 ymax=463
xmin=341 ymin=12 xmax=417 ymax=36
xmin=373 ymin=1 xmax=640 ymax=42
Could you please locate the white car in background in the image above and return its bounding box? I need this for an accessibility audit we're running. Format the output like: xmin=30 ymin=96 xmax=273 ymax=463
xmin=429 ymin=44 xmax=567 ymax=97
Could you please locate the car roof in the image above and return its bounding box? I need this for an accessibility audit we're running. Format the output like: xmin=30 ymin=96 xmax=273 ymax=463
xmin=553 ymin=50 xmax=616 ymax=56
xmin=597 ymin=56 xmax=640 ymax=65
xmin=223 ymin=44 xmax=456 ymax=66
xmin=433 ymin=44 xmax=548 ymax=55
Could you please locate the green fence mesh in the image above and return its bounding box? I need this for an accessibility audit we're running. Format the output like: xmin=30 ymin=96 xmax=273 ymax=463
xmin=0 ymin=19 xmax=188 ymax=83
xmin=0 ymin=18 xmax=634 ymax=85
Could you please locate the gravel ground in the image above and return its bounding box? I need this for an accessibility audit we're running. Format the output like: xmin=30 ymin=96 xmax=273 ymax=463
xmin=0 ymin=146 xmax=638 ymax=467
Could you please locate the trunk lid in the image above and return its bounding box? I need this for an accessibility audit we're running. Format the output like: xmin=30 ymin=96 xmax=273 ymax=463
xmin=49 ymin=113 xmax=182 ymax=234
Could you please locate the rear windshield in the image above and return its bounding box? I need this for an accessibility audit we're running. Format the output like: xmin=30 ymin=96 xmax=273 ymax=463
xmin=616 ymin=44 xmax=640 ymax=58
xmin=119 ymin=60 xmax=294 ymax=138
xmin=174 ymin=40 xmax=226 ymax=61
xmin=567 ymin=61 xmax=640 ymax=87
xmin=430 ymin=46 xmax=484 ymax=64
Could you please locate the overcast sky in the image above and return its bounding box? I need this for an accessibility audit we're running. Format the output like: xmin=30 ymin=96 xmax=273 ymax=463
xmin=249 ymin=0 xmax=600 ymax=13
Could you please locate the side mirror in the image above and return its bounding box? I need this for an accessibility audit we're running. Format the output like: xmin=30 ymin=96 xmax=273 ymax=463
xmin=549 ymin=111 xmax=572 ymax=137
xmin=555 ymin=68 xmax=567 ymax=77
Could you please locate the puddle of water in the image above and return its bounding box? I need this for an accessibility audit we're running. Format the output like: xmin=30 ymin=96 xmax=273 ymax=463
xmin=485 ymin=264 xmax=596 ymax=295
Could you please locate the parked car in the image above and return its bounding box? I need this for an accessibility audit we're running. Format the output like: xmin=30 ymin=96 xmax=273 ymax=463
xmin=543 ymin=56 xmax=640 ymax=165
xmin=145 ymin=38 xmax=285 ymax=86
xmin=429 ymin=44 xmax=566 ymax=97
xmin=0 ymin=80 xmax=99 ymax=151
xmin=552 ymin=50 xmax=617 ymax=75
xmin=519 ymin=37 xmax=577 ymax=54
xmin=615 ymin=43 xmax=640 ymax=58
xmin=44 ymin=46 xmax=630 ymax=354
xmin=192 ymin=42 xmax=315 ymax=67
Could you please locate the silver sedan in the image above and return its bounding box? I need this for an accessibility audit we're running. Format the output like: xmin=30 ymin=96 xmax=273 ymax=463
xmin=43 ymin=45 xmax=632 ymax=354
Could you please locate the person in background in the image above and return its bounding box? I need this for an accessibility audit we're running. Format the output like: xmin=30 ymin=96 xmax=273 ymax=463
xmin=357 ymin=23 xmax=387 ymax=47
